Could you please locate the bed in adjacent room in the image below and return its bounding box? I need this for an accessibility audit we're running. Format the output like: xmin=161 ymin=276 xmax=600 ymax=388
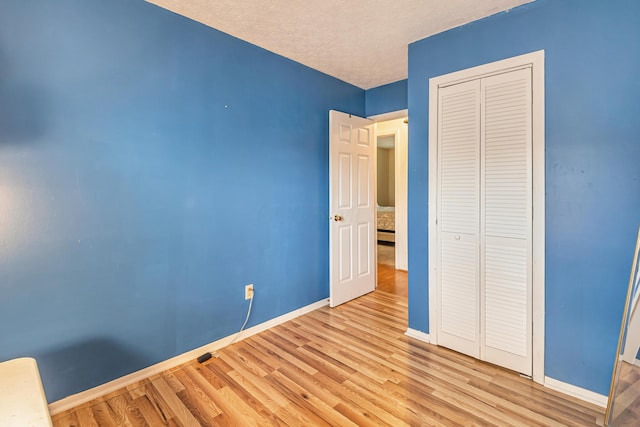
xmin=377 ymin=205 xmax=395 ymax=244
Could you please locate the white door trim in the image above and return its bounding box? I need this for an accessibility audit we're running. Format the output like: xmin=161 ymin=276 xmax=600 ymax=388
xmin=374 ymin=118 xmax=409 ymax=271
xmin=428 ymin=50 xmax=545 ymax=383
xmin=368 ymin=109 xmax=408 ymax=123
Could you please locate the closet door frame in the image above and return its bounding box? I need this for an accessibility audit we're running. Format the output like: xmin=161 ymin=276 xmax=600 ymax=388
xmin=427 ymin=50 xmax=545 ymax=384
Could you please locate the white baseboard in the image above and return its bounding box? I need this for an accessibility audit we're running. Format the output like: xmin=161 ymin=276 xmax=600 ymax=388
xmin=405 ymin=328 xmax=430 ymax=343
xmin=544 ymin=376 xmax=608 ymax=408
xmin=48 ymin=298 xmax=329 ymax=415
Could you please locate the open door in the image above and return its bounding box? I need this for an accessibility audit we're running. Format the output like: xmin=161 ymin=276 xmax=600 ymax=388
xmin=329 ymin=110 xmax=376 ymax=307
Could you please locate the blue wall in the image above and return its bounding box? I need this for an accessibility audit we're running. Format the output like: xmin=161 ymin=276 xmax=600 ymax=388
xmin=408 ymin=0 xmax=640 ymax=395
xmin=0 ymin=0 xmax=364 ymax=401
xmin=365 ymin=79 xmax=408 ymax=117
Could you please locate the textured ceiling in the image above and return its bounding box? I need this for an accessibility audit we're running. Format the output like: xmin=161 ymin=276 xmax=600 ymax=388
xmin=146 ymin=0 xmax=533 ymax=89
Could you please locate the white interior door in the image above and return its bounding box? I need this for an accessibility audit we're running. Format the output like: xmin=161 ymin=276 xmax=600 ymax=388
xmin=329 ymin=110 xmax=376 ymax=307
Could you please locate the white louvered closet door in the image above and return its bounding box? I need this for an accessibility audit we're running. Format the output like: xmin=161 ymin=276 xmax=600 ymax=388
xmin=436 ymin=67 xmax=532 ymax=376
xmin=480 ymin=68 xmax=532 ymax=375
xmin=437 ymin=79 xmax=481 ymax=359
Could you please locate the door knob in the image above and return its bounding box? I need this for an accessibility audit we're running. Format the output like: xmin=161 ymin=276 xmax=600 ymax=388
xmin=333 ymin=215 xmax=344 ymax=222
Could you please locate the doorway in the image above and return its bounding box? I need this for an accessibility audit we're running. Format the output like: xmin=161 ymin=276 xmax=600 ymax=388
xmin=376 ymin=133 xmax=396 ymax=268
xmin=374 ymin=115 xmax=408 ymax=274
xmin=372 ymin=113 xmax=409 ymax=301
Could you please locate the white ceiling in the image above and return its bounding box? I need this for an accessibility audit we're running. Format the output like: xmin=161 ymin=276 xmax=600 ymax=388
xmin=147 ymin=0 xmax=533 ymax=89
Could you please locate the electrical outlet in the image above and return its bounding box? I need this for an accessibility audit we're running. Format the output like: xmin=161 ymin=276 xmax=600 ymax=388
xmin=245 ymin=284 xmax=254 ymax=300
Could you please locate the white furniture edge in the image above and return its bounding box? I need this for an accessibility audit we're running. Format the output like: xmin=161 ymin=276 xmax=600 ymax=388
xmin=48 ymin=298 xmax=329 ymax=415
xmin=544 ymin=376 xmax=608 ymax=408
xmin=0 ymin=357 xmax=53 ymax=426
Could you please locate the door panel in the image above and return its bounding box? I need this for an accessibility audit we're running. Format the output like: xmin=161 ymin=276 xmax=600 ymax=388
xmin=439 ymin=234 xmax=480 ymax=357
xmin=338 ymin=153 xmax=352 ymax=209
xmin=484 ymin=242 xmax=528 ymax=354
xmin=357 ymin=154 xmax=371 ymax=207
xmin=357 ymin=222 xmax=371 ymax=277
xmin=338 ymin=226 xmax=352 ymax=282
xmin=480 ymin=68 xmax=532 ymax=375
xmin=330 ymin=110 xmax=375 ymax=307
xmin=437 ymin=80 xmax=481 ymax=358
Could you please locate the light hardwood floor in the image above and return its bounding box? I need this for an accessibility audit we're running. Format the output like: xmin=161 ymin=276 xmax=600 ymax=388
xmin=377 ymin=243 xmax=395 ymax=267
xmin=377 ymin=262 xmax=408 ymax=299
xmin=52 ymin=268 xmax=603 ymax=426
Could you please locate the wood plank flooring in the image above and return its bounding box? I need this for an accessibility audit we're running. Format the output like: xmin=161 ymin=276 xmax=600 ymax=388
xmin=377 ymin=243 xmax=395 ymax=267
xmin=52 ymin=266 xmax=604 ymax=426
xmin=377 ymin=262 xmax=408 ymax=298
